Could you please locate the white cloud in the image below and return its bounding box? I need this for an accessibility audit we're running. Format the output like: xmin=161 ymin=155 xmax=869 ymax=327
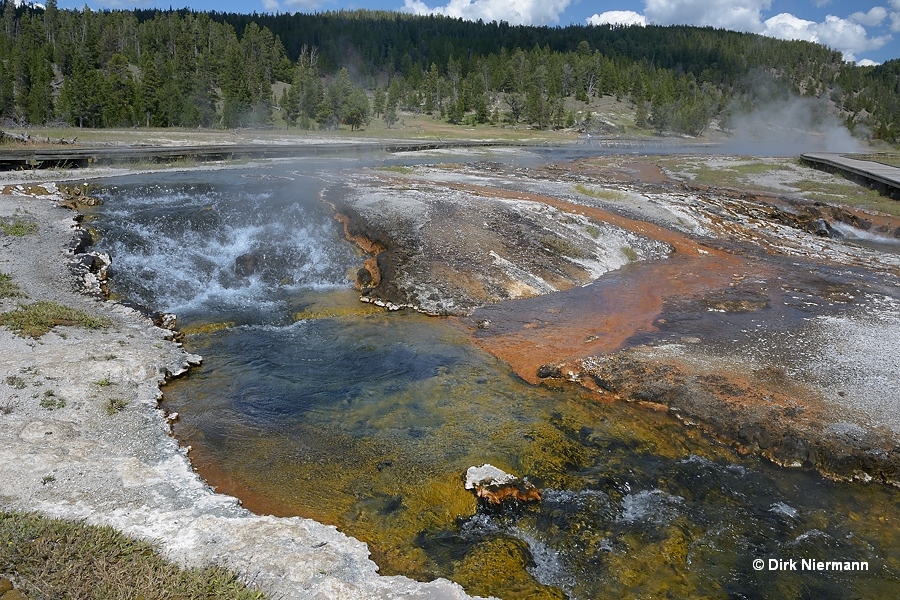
xmin=643 ymin=0 xmax=771 ymax=32
xmin=90 ymin=0 xmax=141 ymax=8
xmin=586 ymin=10 xmax=647 ymax=27
xmin=857 ymin=58 xmax=881 ymax=65
xmin=762 ymin=12 xmax=816 ymax=39
xmin=263 ymin=0 xmax=281 ymax=12
xmin=850 ymin=6 xmax=887 ymax=26
xmin=818 ymin=15 xmax=892 ymax=54
xmin=404 ymin=0 xmax=432 ymax=15
xmin=402 ymin=0 xmax=573 ymax=25
xmin=283 ymin=0 xmax=329 ymax=9
xmin=762 ymin=12 xmax=891 ymax=62
xmin=891 ymin=10 xmax=900 ymax=33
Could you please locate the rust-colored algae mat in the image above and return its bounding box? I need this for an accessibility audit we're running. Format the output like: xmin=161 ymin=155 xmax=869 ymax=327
xmin=441 ymin=181 xmax=750 ymax=383
xmin=460 ymin=254 xmax=747 ymax=384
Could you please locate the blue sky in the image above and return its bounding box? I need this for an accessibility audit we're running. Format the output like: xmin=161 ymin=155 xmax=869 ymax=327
xmin=55 ymin=0 xmax=900 ymax=65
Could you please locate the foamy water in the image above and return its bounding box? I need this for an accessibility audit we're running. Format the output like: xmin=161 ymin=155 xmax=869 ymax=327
xmin=91 ymin=169 xmax=359 ymax=321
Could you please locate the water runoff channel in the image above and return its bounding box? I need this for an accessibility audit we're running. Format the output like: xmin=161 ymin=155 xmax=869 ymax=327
xmin=84 ymin=148 xmax=900 ymax=599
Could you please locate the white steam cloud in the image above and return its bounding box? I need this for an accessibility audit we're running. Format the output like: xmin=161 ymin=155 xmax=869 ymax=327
xmin=723 ymin=96 xmax=867 ymax=156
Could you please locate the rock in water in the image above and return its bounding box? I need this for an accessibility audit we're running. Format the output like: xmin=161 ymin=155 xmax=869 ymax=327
xmin=465 ymin=464 xmax=541 ymax=506
xmin=234 ymin=252 xmax=260 ymax=277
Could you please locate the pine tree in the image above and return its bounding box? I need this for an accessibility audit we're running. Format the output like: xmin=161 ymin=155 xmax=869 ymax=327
xmin=2 ymin=0 xmax=16 ymax=39
xmin=384 ymin=104 xmax=397 ymax=129
xmin=25 ymin=50 xmax=54 ymax=124
xmin=59 ymin=52 xmax=102 ymax=127
xmin=137 ymin=52 xmax=163 ymax=127
xmin=221 ymin=43 xmax=251 ymax=128
xmin=43 ymin=0 xmax=58 ymax=45
xmin=0 ymin=59 xmax=13 ymax=118
xmin=372 ymin=85 xmax=386 ymax=117
xmin=280 ymin=71 xmax=301 ymax=127
xmin=344 ymin=87 xmax=370 ymax=130
xmin=423 ymin=63 xmax=439 ymax=114
xmin=101 ymin=53 xmax=135 ymax=127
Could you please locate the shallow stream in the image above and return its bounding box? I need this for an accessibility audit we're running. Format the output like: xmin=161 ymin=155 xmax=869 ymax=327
xmin=88 ymin=155 xmax=900 ymax=599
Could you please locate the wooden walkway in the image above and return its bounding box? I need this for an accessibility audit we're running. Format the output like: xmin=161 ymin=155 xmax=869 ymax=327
xmin=0 ymin=136 xmax=709 ymax=171
xmin=800 ymin=152 xmax=900 ymax=199
xmin=0 ymin=140 xmax=524 ymax=171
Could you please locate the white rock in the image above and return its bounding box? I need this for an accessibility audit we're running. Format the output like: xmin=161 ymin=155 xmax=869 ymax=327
xmin=464 ymin=464 xmax=518 ymax=490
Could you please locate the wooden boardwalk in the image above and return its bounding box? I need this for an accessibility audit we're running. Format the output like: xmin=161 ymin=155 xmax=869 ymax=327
xmin=0 ymin=136 xmax=708 ymax=171
xmin=0 ymin=139 xmax=524 ymax=171
xmin=800 ymin=152 xmax=900 ymax=199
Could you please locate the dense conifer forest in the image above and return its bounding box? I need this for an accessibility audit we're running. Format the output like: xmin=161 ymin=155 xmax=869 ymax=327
xmin=0 ymin=1 xmax=898 ymax=143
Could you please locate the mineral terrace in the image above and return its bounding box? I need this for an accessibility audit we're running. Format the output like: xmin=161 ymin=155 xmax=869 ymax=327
xmin=333 ymin=152 xmax=900 ymax=485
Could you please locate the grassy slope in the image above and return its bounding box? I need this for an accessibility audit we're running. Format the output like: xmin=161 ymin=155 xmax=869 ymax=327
xmin=0 ymin=511 xmax=264 ymax=599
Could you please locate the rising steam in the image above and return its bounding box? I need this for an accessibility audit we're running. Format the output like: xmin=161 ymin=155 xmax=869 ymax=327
xmin=720 ymin=70 xmax=868 ymax=156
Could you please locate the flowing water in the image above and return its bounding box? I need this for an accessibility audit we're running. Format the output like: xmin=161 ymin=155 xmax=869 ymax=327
xmin=87 ymin=155 xmax=900 ymax=599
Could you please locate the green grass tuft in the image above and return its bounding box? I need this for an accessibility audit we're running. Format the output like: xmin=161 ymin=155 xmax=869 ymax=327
xmin=584 ymin=224 xmax=601 ymax=238
xmin=5 ymin=375 xmax=27 ymax=389
xmin=0 ymin=272 xmax=23 ymax=299
xmin=0 ymin=300 xmax=108 ymax=338
xmin=621 ymin=246 xmax=640 ymax=262
xmin=540 ymin=235 xmax=589 ymax=259
xmin=39 ymin=390 xmax=65 ymax=410
xmin=376 ymin=165 xmax=414 ymax=174
xmin=0 ymin=218 xmax=38 ymax=237
xmin=106 ymin=397 xmax=128 ymax=414
xmin=0 ymin=511 xmax=266 ymax=599
xmin=574 ymin=183 xmax=627 ymax=201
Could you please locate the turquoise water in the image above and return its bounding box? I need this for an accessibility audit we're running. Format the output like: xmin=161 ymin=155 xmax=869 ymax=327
xmin=89 ymin=158 xmax=900 ymax=599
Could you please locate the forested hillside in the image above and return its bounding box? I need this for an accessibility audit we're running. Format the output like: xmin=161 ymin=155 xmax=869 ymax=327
xmin=1 ymin=2 xmax=897 ymax=143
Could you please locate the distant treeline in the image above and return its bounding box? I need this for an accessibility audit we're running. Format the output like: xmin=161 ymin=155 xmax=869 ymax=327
xmin=1 ymin=2 xmax=897 ymax=142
